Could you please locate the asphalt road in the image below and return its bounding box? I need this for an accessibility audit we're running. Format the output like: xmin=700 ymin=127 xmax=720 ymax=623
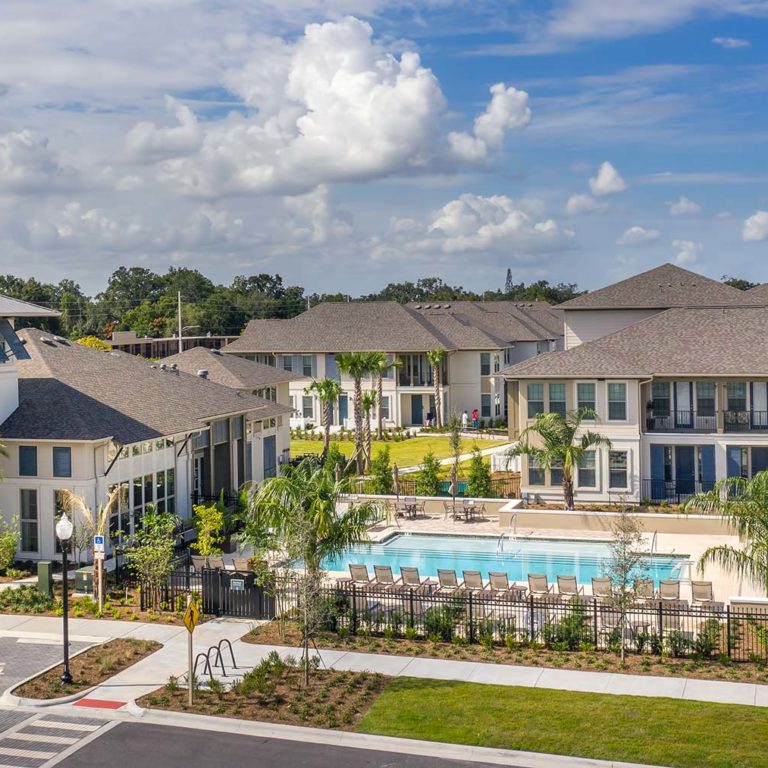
xmin=56 ymin=722 xmax=503 ymax=768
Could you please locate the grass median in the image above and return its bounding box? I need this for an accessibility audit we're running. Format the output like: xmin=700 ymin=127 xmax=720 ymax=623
xmin=357 ymin=677 xmax=768 ymax=768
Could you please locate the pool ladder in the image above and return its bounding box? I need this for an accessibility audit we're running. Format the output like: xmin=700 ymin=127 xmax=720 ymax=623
xmin=496 ymin=515 xmax=517 ymax=555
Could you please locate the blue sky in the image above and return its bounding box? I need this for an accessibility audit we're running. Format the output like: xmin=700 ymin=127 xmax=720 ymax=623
xmin=0 ymin=1 xmax=766 ymax=295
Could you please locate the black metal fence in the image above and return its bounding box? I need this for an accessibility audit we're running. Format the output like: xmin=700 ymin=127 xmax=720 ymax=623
xmin=318 ymin=583 xmax=768 ymax=662
xmin=349 ymin=476 xmax=520 ymax=499
xmin=640 ymin=479 xmax=716 ymax=504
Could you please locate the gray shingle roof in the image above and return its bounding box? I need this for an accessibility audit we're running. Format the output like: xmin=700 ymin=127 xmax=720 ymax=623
xmin=502 ymin=306 xmax=768 ymax=379
xmin=1 ymin=330 xmax=280 ymax=443
xmin=162 ymin=346 xmax=304 ymax=389
xmin=746 ymin=283 xmax=768 ymax=302
xmin=225 ymin=300 xmax=561 ymax=355
xmin=0 ymin=295 xmax=60 ymax=318
xmin=557 ymin=263 xmax=755 ymax=310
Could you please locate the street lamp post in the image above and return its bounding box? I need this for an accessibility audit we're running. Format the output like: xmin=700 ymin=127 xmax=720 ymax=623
xmin=55 ymin=512 xmax=74 ymax=685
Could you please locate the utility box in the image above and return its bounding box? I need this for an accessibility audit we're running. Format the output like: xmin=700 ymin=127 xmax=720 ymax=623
xmin=37 ymin=560 xmax=53 ymax=597
xmin=74 ymin=566 xmax=93 ymax=595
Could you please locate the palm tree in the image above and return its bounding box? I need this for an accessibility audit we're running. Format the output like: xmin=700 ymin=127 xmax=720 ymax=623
xmin=335 ymin=352 xmax=376 ymax=474
xmin=684 ymin=472 xmax=768 ymax=593
xmin=368 ymin=352 xmax=400 ymax=439
xmin=508 ymin=409 xmax=611 ymax=510
xmin=305 ymin=378 xmax=342 ymax=461
xmin=361 ymin=390 xmax=377 ymax=471
xmin=426 ymin=348 xmax=446 ymax=428
xmin=244 ymin=460 xmax=380 ymax=682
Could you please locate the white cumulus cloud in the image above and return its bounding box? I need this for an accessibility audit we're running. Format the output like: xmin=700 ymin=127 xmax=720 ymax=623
xmin=743 ymin=211 xmax=768 ymax=241
xmin=125 ymin=96 xmax=202 ymax=162
xmin=667 ymin=195 xmax=701 ymax=216
xmin=712 ymin=36 xmax=750 ymax=48
xmin=0 ymin=130 xmax=72 ymax=193
xmin=673 ymin=239 xmax=702 ymax=265
xmin=589 ymin=161 xmax=626 ymax=196
xmin=617 ymin=226 xmax=660 ymax=245
xmin=565 ymin=193 xmax=608 ymax=216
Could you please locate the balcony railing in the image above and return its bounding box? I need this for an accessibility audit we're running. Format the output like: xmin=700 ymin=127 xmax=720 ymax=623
xmin=641 ymin=478 xmax=715 ymax=504
xmin=724 ymin=410 xmax=768 ymax=432
xmin=645 ymin=410 xmax=716 ymax=433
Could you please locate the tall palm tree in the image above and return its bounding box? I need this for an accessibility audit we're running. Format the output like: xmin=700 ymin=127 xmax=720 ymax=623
xmin=426 ymin=347 xmax=446 ymax=428
xmin=335 ymin=352 xmax=376 ymax=474
xmin=368 ymin=352 xmax=401 ymax=439
xmin=508 ymin=409 xmax=611 ymax=510
xmin=361 ymin=390 xmax=377 ymax=471
xmin=304 ymin=378 xmax=342 ymax=461
xmin=244 ymin=460 xmax=380 ymax=682
xmin=684 ymin=472 xmax=768 ymax=593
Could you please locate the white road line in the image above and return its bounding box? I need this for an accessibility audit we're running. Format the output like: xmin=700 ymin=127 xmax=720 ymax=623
xmin=0 ymin=745 xmax=58 ymax=759
xmin=13 ymin=733 xmax=79 ymax=745
xmin=16 ymin=638 xmax=62 ymax=645
xmin=34 ymin=721 xmax=102 ymax=732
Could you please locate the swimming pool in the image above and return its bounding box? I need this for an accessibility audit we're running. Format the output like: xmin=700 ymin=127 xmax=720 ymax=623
xmin=322 ymin=533 xmax=687 ymax=586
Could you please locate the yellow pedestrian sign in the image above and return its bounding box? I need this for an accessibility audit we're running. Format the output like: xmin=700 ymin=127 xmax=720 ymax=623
xmin=183 ymin=601 xmax=200 ymax=633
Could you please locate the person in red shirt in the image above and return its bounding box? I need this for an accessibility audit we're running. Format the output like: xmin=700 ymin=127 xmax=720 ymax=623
xmin=471 ymin=408 xmax=479 ymax=429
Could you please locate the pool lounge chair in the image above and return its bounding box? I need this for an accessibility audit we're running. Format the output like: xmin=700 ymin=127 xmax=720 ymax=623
xmin=190 ymin=555 xmax=207 ymax=572
xmin=373 ymin=565 xmax=402 ymax=591
xmin=557 ymin=575 xmax=584 ymax=597
xmin=488 ymin=572 xmax=526 ymax=601
xmin=349 ymin=563 xmax=377 ymax=587
xmin=591 ymin=576 xmax=613 ymax=600
xmin=461 ymin=570 xmax=488 ymax=593
xmin=437 ymin=569 xmax=462 ymax=593
xmin=691 ymin=581 xmax=714 ymax=605
xmin=207 ymin=556 xmax=225 ymax=570
xmin=528 ymin=573 xmax=554 ymax=596
xmin=634 ymin=579 xmax=655 ymax=601
xmin=659 ymin=579 xmax=681 ymax=601
xmin=400 ymin=566 xmax=434 ymax=592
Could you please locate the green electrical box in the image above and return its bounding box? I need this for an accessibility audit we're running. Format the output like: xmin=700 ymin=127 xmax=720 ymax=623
xmin=37 ymin=560 xmax=53 ymax=597
xmin=74 ymin=566 xmax=93 ymax=595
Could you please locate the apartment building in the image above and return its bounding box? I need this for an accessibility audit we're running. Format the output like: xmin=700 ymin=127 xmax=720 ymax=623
xmin=503 ymin=265 xmax=768 ymax=505
xmin=224 ymin=300 xmax=563 ymax=428
xmin=109 ymin=330 xmax=237 ymax=358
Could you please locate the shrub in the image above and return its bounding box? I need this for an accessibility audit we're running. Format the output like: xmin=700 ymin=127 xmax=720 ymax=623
xmin=0 ymin=516 xmax=20 ymax=574
xmin=667 ymin=630 xmax=691 ymax=658
xmin=369 ymin=446 xmax=393 ymax=495
xmin=424 ymin=606 xmax=458 ymax=643
xmin=694 ymin=619 xmax=722 ymax=658
xmin=541 ymin=607 xmax=592 ymax=651
xmin=0 ymin=584 xmax=56 ymax=613
xmin=415 ymin=452 xmax=442 ymax=496
xmin=466 ymin=449 xmax=493 ymax=498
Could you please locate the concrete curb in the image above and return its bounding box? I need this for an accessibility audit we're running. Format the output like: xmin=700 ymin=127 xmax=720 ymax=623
xmin=125 ymin=704 xmax=668 ymax=768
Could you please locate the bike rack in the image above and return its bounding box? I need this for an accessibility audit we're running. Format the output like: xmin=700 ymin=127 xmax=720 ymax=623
xmin=191 ymin=639 xmax=239 ymax=681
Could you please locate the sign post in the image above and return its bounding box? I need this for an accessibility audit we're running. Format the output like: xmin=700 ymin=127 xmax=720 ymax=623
xmin=183 ymin=595 xmax=200 ymax=706
xmin=93 ymin=535 xmax=105 ymax=613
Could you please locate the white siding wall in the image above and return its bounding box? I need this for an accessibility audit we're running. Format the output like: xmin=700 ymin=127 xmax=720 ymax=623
xmin=564 ymin=309 xmax=659 ymax=348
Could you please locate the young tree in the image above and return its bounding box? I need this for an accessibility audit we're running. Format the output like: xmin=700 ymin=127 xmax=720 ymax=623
xmin=416 ymin=452 xmax=442 ymax=496
xmin=305 ymin=378 xmax=342 ymax=460
xmin=244 ymin=460 xmax=380 ymax=683
xmin=335 ymin=352 xmax=376 ymax=474
xmin=426 ymin=347 xmax=445 ymax=428
xmin=447 ymin=414 xmax=463 ymax=505
xmin=191 ymin=501 xmax=224 ymax=557
xmin=466 ymin=449 xmax=493 ymax=498
xmin=0 ymin=516 xmax=19 ymax=574
xmin=370 ymin=446 xmax=393 ymax=495
xmin=368 ymin=352 xmax=399 ymax=439
xmin=606 ymin=506 xmax=647 ymax=663
xmin=361 ymin=390 xmax=377 ymax=470
xmin=684 ymin=471 xmax=768 ymax=593
xmin=508 ymin=409 xmax=611 ymax=510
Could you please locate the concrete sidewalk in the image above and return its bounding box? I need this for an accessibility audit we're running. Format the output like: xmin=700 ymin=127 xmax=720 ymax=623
xmin=2 ymin=613 xmax=767 ymax=709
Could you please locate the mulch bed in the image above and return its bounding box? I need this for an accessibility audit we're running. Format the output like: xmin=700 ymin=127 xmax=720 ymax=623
xmin=244 ymin=621 xmax=768 ymax=685
xmin=13 ymin=638 xmax=161 ymax=699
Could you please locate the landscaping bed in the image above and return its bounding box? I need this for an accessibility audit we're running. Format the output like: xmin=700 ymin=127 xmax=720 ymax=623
xmin=0 ymin=583 xmax=206 ymax=625
xmin=138 ymin=651 xmax=387 ymax=730
xmin=244 ymin=621 xmax=768 ymax=685
xmin=13 ymin=638 xmax=161 ymax=700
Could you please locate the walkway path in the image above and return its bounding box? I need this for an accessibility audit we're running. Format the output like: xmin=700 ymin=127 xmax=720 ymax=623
xmin=1 ymin=614 xmax=766 ymax=709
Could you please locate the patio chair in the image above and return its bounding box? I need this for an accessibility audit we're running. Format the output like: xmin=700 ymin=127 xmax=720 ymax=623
xmin=691 ymin=581 xmax=714 ymax=605
xmin=557 ymin=575 xmax=584 ymax=597
xmin=437 ymin=569 xmax=461 ymax=593
xmin=659 ymin=579 xmax=681 ymax=601
xmin=207 ymin=556 xmax=225 ymax=570
xmin=373 ymin=565 xmax=402 ymax=591
xmin=190 ymin=555 xmax=207 ymax=572
xmin=488 ymin=572 xmax=526 ymax=601
xmin=634 ymin=578 xmax=655 ymax=601
xmin=400 ymin=566 xmax=434 ymax=592
xmin=443 ymin=500 xmax=458 ymax=520
xmin=349 ymin=563 xmax=377 ymax=587
xmin=591 ymin=576 xmax=613 ymax=600
xmin=528 ymin=573 xmax=554 ymax=596
xmin=461 ymin=570 xmax=488 ymax=593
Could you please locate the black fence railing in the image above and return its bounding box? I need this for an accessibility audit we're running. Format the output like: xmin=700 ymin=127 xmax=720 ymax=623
xmin=646 ymin=410 xmax=716 ymax=433
xmin=139 ymin=566 xmax=202 ymax=612
xmin=724 ymin=410 xmax=768 ymax=432
xmin=190 ymin=491 xmax=239 ymax=507
xmin=349 ymin=476 xmax=520 ymax=499
xmin=640 ymin=479 xmax=715 ymax=504
xmin=319 ymin=583 xmax=768 ymax=662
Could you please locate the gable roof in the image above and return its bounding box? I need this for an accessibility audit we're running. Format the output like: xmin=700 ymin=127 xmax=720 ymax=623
xmin=0 ymin=330 xmax=282 ymax=443
xmin=502 ymin=306 xmax=768 ymax=379
xmin=162 ymin=346 xmax=304 ymax=389
xmin=557 ymin=263 xmax=755 ymax=311
xmin=0 ymin=295 xmax=60 ymax=318
xmin=225 ymin=299 xmax=562 ymax=355
xmin=746 ymin=283 xmax=768 ymax=302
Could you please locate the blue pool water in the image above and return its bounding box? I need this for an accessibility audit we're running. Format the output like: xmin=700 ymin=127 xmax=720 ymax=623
xmin=322 ymin=533 xmax=686 ymax=586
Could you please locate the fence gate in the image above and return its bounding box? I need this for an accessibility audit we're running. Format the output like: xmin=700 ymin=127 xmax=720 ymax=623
xmin=201 ymin=569 xmax=276 ymax=620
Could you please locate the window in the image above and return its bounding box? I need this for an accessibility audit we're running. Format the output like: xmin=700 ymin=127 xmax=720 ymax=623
xmin=651 ymin=381 xmax=670 ymax=416
xmin=52 ymin=447 xmax=72 ymax=477
xmin=480 ymin=353 xmax=491 ymax=376
xmin=302 ymin=395 xmax=313 ymax=419
xmin=549 ymin=383 xmax=566 ymax=417
xmin=696 ymin=381 xmax=716 ymax=417
xmin=19 ymin=446 xmax=37 ymax=477
xmin=192 ymin=431 xmax=209 ymax=450
xmin=232 ymin=416 xmax=244 ymax=440
xmin=527 ymin=383 xmax=544 ymax=419
xmin=576 ymin=383 xmax=595 ymax=415
xmin=283 ymin=355 xmax=293 ymax=372
xmin=528 ymin=457 xmax=545 ymax=486
xmin=550 ymin=459 xmax=563 ymax=487
xmin=302 ymin=355 xmax=313 ymax=377
xmin=577 ymin=452 xmax=596 ymax=488
xmin=20 ymin=489 xmax=38 ymax=552
xmin=133 ymin=476 xmax=143 ymax=509
xmin=212 ymin=419 xmax=229 ymax=444
xmin=380 ymin=396 xmax=390 ymax=420
xmin=609 ymin=450 xmax=628 ymax=489
xmin=727 ymin=382 xmax=747 ymax=412
xmin=481 ymin=394 xmax=491 ymax=418
xmin=663 ymin=446 xmax=673 ymax=483
xmin=144 ymin=474 xmax=153 ymax=507
xmin=493 ymin=355 xmax=500 ymax=374
xmin=607 ymin=383 xmax=627 ymax=421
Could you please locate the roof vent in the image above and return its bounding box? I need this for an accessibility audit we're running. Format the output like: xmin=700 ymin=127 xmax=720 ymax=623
xmin=170 ymin=363 xmax=177 ymax=371
xmin=197 ymin=369 xmax=209 ymax=379
xmin=160 ymin=363 xmax=167 ymax=371
xmin=150 ymin=364 xmax=158 ymax=369
xmin=424 ymin=304 xmax=432 ymax=309
xmin=414 ymin=304 xmax=422 ymax=309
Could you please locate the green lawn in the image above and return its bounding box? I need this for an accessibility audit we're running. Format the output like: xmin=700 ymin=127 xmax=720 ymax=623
xmin=358 ymin=678 xmax=768 ymax=768
xmin=291 ymin=436 xmax=498 ymax=468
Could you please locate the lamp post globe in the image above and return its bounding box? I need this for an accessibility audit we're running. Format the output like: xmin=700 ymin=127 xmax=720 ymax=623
xmin=56 ymin=513 xmax=74 ymax=685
